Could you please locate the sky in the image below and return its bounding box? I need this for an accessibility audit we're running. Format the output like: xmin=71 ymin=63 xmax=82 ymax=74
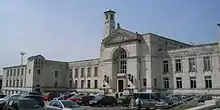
xmin=0 ymin=0 xmax=220 ymax=72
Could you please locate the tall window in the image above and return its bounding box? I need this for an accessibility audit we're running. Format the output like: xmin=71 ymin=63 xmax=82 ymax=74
xmin=87 ymin=80 xmax=91 ymax=88
xmin=81 ymin=80 xmax=84 ymax=88
xmin=14 ymin=69 xmax=16 ymax=76
xmin=21 ymin=68 xmax=24 ymax=76
xmin=20 ymin=80 xmax=23 ymax=87
xmin=75 ymin=80 xmax=78 ymax=88
xmin=13 ymin=80 xmax=15 ymax=87
xmin=94 ymin=67 xmax=98 ymax=77
xmin=94 ymin=80 xmax=98 ymax=88
xmin=143 ymin=78 xmax=147 ymax=86
xmin=10 ymin=69 xmax=12 ymax=76
xmin=9 ymin=80 xmax=12 ymax=87
xmin=115 ymin=48 xmax=127 ymax=74
xmin=205 ymin=76 xmax=212 ymax=88
xmin=154 ymin=78 xmax=157 ymax=87
xmin=203 ymin=56 xmax=211 ymax=71
xmin=189 ymin=58 xmax=196 ymax=72
xmin=17 ymin=69 xmax=20 ymax=76
xmin=6 ymin=80 xmax=8 ymax=87
xmin=164 ymin=78 xmax=169 ymax=89
xmin=69 ymin=80 xmax=72 ymax=88
xmin=37 ymin=69 xmax=40 ymax=75
xmin=75 ymin=68 xmax=78 ymax=78
xmin=87 ymin=67 xmax=91 ymax=77
xmin=54 ymin=71 xmax=58 ymax=78
xmin=7 ymin=70 xmax=9 ymax=77
xmin=163 ymin=60 xmax=169 ymax=73
xmin=69 ymin=69 xmax=72 ymax=78
xmin=176 ymin=77 xmax=182 ymax=88
xmin=175 ymin=59 xmax=182 ymax=72
xmin=16 ymin=80 xmax=19 ymax=87
xmin=190 ymin=77 xmax=196 ymax=88
xmin=81 ymin=68 xmax=84 ymax=77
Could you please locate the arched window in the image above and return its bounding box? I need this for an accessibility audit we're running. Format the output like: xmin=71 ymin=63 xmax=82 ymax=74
xmin=113 ymin=48 xmax=127 ymax=74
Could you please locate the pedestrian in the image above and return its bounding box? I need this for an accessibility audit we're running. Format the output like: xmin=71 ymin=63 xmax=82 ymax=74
xmin=136 ymin=97 xmax=142 ymax=110
xmin=120 ymin=92 xmax=123 ymax=97
xmin=115 ymin=92 xmax=119 ymax=99
xmin=130 ymin=95 xmax=135 ymax=108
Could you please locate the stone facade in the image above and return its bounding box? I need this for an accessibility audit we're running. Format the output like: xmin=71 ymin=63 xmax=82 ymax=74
xmin=2 ymin=10 xmax=220 ymax=95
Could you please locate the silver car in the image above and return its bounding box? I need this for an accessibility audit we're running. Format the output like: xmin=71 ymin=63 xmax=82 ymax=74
xmin=44 ymin=100 xmax=85 ymax=110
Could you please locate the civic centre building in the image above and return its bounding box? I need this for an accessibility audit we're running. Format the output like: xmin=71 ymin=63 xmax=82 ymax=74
xmin=2 ymin=10 xmax=220 ymax=95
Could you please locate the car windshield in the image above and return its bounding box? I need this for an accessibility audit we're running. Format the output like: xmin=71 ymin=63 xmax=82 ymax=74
xmin=19 ymin=99 xmax=39 ymax=109
xmin=61 ymin=100 xmax=80 ymax=108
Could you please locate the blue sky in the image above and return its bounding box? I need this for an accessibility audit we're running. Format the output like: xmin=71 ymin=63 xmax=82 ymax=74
xmin=0 ymin=0 xmax=220 ymax=70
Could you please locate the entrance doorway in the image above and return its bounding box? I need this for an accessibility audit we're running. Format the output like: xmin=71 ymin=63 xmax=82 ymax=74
xmin=118 ymin=80 xmax=124 ymax=92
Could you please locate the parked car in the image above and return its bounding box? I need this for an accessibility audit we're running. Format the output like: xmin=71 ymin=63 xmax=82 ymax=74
xmin=80 ymin=95 xmax=95 ymax=105
xmin=198 ymin=95 xmax=212 ymax=103
xmin=23 ymin=95 xmax=45 ymax=107
xmin=89 ymin=95 xmax=117 ymax=106
xmin=3 ymin=97 xmax=42 ymax=110
xmin=44 ymin=100 xmax=85 ymax=110
xmin=117 ymin=95 xmax=131 ymax=106
xmin=0 ymin=94 xmax=23 ymax=109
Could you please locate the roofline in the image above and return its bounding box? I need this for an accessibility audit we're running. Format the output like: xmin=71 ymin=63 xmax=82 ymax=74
xmin=168 ymin=42 xmax=218 ymax=51
xmin=104 ymin=10 xmax=116 ymax=14
xmin=142 ymin=33 xmax=192 ymax=46
xmin=68 ymin=58 xmax=100 ymax=63
xmin=3 ymin=65 xmax=26 ymax=69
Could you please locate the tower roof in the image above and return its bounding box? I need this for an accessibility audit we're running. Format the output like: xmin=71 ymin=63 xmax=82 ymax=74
xmin=104 ymin=10 xmax=116 ymax=14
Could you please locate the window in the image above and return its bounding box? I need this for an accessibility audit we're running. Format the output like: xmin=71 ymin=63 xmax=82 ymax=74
xmin=110 ymin=14 xmax=114 ymax=20
xmin=9 ymin=80 xmax=12 ymax=87
xmin=94 ymin=80 xmax=98 ymax=88
xmin=189 ymin=58 xmax=196 ymax=72
xmin=54 ymin=82 xmax=58 ymax=88
xmin=175 ymin=59 xmax=182 ymax=72
xmin=13 ymin=80 xmax=15 ymax=87
xmin=87 ymin=67 xmax=91 ymax=77
xmin=119 ymin=51 xmax=127 ymax=73
xmin=154 ymin=78 xmax=157 ymax=87
xmin=176 ymin=77 xmax=182 ymax=88
xmin=69 ymin=80 xmax=72 ymax=88
xmin=205 ymin=76 xmax=212 ymax=88
xmin=10 ymin=69 xmax=12 ymax=76
xmin=203 ymin=56 xmax=211 ymax=71
xmin=20 ymin=80 xmax=23 ymax=87
xmin=94 ymin=67 xmax=98 ymax=77
xmin=7 ymin=70 xmax=9 ymax=77
xmin=6 ymin=80 xmax=8 ymax=87
xmin=87 ymin=80 xmax=91 ymax=88
xmin=143 ymin=78 xmax=147 ymax=86
xmin=75 ymin=68 xmax=78 ymax=78
xmin=163 ymin=60 xmax=168 ymax=73
xmin=81 ymin=68 xmax=84 ymax=77
xmin=21 ymin=68 xmax=24 ymax=76
xmin=164 ymin=78 xmax=169 ymax=89
xmin=190 ymin=77 xmax=196 ymax=88
xmin=17 ymin=69 xmax=20 ymax=76
xmin=16 ymin=80 xmax=19 ymax=87
xmin=81 ymin=80 xmax=84 ymax=88
xmin=29 ymin=69 xmax=31 ymax=74
xmin=37 ymin=69 xmax=40 ymax=75
xmin=75 ymin=80 xmax=78 ymax=88
xmin=105 ymin=14 xmax=108 ymax=19
xmin=55 ymin=71 xmax=58 ymax=78
xmin=69 ymin=69 xmax=72 ymax=78
xmin=14 ymin=69 xmax=16 ymax=76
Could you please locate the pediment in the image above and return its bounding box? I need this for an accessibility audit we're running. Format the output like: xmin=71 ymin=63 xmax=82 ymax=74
xmin=102 ymin=28 xmax=140 ymax=45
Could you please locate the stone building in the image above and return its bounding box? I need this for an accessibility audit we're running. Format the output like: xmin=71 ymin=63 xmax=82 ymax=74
xmin=2 ymin=10 xmax=220 ymax=95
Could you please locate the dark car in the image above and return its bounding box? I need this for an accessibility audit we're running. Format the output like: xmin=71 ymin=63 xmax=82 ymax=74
xmin=81 ymin=95 xmax=95 ymax=105
xmin=23 ymin=95 xmax=45 ymax=107
xmin=117 ymin=95 xmax=131 ymax=106
xmin=89 ymin=96 xmax=117 ymax=106
xmin=3 ymin=97 xmax=42 ymax=110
